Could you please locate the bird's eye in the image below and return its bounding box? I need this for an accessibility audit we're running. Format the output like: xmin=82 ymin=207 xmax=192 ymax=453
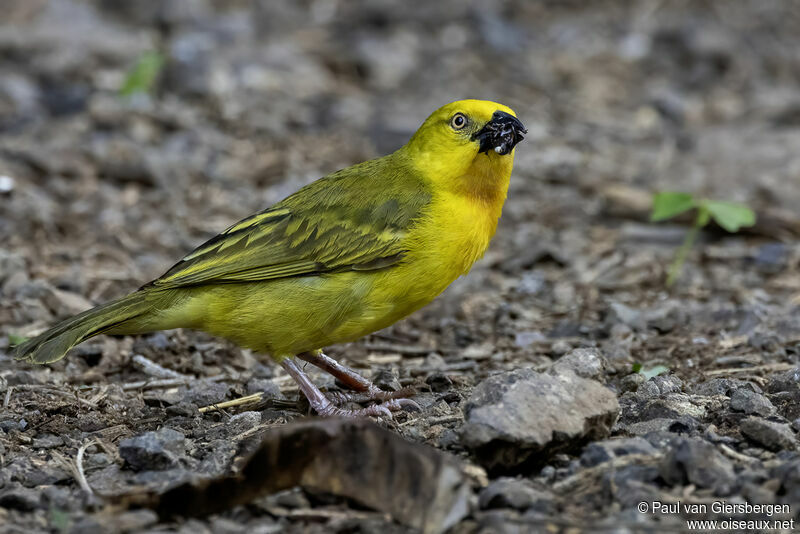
xmin=450 ymin=113 xmax=467 ymax=130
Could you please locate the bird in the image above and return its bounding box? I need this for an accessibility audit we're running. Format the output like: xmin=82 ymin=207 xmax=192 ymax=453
xmin=12 ymin=99 xmax=526 ymax=418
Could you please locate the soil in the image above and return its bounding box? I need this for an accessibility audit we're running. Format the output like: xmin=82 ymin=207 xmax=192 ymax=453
xmin=2 ymin=1 xmax=800 ymax=533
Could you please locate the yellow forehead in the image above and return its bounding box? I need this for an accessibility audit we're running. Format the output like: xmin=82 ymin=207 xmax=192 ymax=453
xmin=433 ymin=99 xmax=516 ymax=123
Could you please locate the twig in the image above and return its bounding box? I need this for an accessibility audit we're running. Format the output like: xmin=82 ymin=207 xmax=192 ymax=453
xmin=718 ymin=443 xmax=760 ymax=466
xmin=199 ymin=393 xmax=264 ymax=414
xmin=132 ymin=354 xmax=188 ymax=379
xmin=3 ymin=386 xmax=13 ymax=409
xmin=705 ymin=362 xmax=794 ymax=376
xmin=121 ymin=377 xmax=191 ymax=391
xmin=76 ymin=440 xmax=96 ymax=498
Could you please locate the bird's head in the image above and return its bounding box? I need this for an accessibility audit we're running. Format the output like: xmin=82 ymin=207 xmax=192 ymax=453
xmin=405 ymin=99 xmax=526 ymax=199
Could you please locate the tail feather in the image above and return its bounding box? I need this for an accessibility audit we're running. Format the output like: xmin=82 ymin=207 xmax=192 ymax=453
xmin=12 ymin=290 xmax=153 ymax=364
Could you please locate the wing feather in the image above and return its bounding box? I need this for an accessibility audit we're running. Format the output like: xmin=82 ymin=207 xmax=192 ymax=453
xmin=149 ymin=155 xmax=430 ymax=289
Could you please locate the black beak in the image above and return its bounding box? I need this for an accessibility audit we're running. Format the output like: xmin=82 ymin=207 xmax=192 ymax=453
xmin=472 ymin=111 xmax=527 ymax=155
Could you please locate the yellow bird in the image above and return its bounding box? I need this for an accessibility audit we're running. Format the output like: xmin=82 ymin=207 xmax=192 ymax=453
xmin=13 ymin=99 xmax=526 ymax=417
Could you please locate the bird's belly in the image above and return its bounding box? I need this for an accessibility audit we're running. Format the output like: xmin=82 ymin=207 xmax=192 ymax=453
xmin=186 ymin=267 xmax=450 ymax=358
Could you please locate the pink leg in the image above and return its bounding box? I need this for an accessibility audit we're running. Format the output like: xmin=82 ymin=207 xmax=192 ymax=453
xmin=281 ymin=358 xmax=403 ymax=418
xmin=296 ymin=350 xmax=418 ymax=409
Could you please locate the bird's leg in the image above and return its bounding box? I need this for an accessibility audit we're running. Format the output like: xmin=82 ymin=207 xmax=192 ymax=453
xmin=296 ymin=350 xmax=417 ymax=408
xmin=280 ymin=357 xmax=395 ymax=418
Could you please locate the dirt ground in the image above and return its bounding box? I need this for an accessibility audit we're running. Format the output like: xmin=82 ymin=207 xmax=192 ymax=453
xmin=2 ymin=1 xmax=800 ymax=533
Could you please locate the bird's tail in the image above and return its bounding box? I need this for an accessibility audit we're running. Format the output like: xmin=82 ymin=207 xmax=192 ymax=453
xmin=11 ymin=290 xmax=155 ymax=364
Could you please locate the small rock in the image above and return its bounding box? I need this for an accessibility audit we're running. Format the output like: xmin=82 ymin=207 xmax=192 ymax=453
xmin=740 ymin=417 xmax=797 ymax=451
xmin=461 ymin=368 xmax=619 ymax=473
xmin=108 ymin=510 xmax=159 ymax=532
xmin=638 ymin=394 xmax=706 ymax=421
xmin=660 ymin=437 xmax=735 ymax=494
xmin=0 ymin=419 xmax=26 ymax=432
xmin=768 ymin=367 xmax=800 ymax=393
xmin=425 ymin=372 xmax=453 ymax=393
xmin=165 ymin=401 xmax=199 ymax=417
xmin=271 ymin=488 xmax=310 ymax=509
xmin=644 ymin=301 xmax=686 ymax=333
xmin=0 ymin=175 xmax=14 ymax=194
xmin=693 ymin=378 xmax=759 ymax=397
xmin=0 ymin=485 xmax=41 ymax=511
xmin=181 ymin=380 xmax=231 ymax=407
xmin=607 ymin=301 xmax=646 ymax=331
xmin=625 ymin=416 xmax=701 ymax=438
xmin=550 ymin=348 xmax=607 ymax=381
xmin=634 ymin=375 xmax=683 ymax=399
xmin=119 ymin=428 xmax=186 ymax=471
xmin=245 ymin=378 xmax=282 ymax=398
xmin=580 ymin=437 xmax=658 ymax=467
xmin=729 ymin=389 xmax=775 ymax=417
xmin=371 ymin=368 xmax=401 ymax=392
xmin=478 ymin=478 xmax=552 ymax=512
xmin=620 ymin=373 xmax=645 ymax=392
xmin=32 ymin=434 xmax=64 ymax=449
xmin=227 ymin=411 xmax=261 ymax=435
xmin=550 ymin=339 xmax=571 ymax=356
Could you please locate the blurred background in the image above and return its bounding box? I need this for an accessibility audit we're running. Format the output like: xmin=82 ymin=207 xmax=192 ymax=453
xmin=2 ymin=1 xmax=800 ymax=530
xmin=2 ymin=0 xmax=800 ymax=305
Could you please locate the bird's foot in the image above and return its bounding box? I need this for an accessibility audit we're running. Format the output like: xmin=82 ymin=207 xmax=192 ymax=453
xmin=327 ymin=384 xmax=419 ymax=408
xmin=281 ymin=357 xmax=418 ymax=419
xmin=313 ymin=397 xmax=418 ymax=419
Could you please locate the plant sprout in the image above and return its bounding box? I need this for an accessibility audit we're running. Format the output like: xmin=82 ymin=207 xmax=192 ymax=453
xmin=650 ymin=192 xmax=756 ymax=286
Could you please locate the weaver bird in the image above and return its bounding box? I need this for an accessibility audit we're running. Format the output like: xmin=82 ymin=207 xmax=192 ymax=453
xmin=13 ymin=99 xmax=526 ymax=417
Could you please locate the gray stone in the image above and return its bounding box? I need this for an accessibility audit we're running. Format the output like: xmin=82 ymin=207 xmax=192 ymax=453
xmin=371 ymin=368 xmax=402 ymax=392
xmin=580 ymin=437 xmax=658 ymax=467
xmin=693 ymin=378 xmax=759 ymax=397
xmin=550 ymin=347 xmax=607 ymax=381
xmin=0 ymin=485 xmax=41 ymax=511
xmin=245 ymin=378 xmax=283 ymax=398
xmin=768 ymin=367 xmax=800 ymax=393
xmin=119 ymin=428 xmax=186 ymax=471
xmin=227 ymin=411 xmax=261 ymax=435
xmin=644 ymin=301 xmax=686 ymax=333
xmin=620 ymin=373 xmax=645 ymax=393
xmin=181 ymin=379 xmax=231 ymax=407
xmin=637 ymin=375 xmax=683 ymax=399
xmin=478 ymin=478 xmax=552 ymax=512
xmin=32 ymin=434 xmax=64 ymax=449
xmin=461 ymin=368 xmax=619 ymax=473
xmin=729 ymin=388 xmax=775 ymax=417
xmin=740 ymin=417 xmax=797 ymax=451
xmin=607 ymin=301 xmax=646 ymax=331
xmin=660 ymin=437 xmax=735 ymax=494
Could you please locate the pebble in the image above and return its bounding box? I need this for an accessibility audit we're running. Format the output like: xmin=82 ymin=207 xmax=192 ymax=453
xmin=461 ymin=367 xmax=619 ymax=473
xmin=729 ymin=388 xmax=775 ymax=417
xmin=659 ymin=437 xmax=735 ymax=494
xmin=119 ymin=428 xmax=187 ymax=471
xmin=478 ymin=477 xmax=552 ymax=512
xmin=550 ymin=347 xmax=607 ymax=381
xmin=740 ymin=417 xmax=797 ymax=451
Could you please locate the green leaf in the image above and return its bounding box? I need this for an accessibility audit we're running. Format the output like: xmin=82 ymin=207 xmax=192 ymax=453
xmin=703 ymin=200 xmax=756 ymax=232
xmin=120 ymin=51 xmax=164 ymax=97
xmin=8 ymin=333 xmax=28 ymax=347
xmin=650 ymin=192 xmax=695 ymax=222
xmin=631 ymin=362 xmax=642 ymax=373
xmin=639 ymin=364 xmax=670 ymax=380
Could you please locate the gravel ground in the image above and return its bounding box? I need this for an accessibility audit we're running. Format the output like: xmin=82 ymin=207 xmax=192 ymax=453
xmin=2 ymin=1 xmax=800 ymax=533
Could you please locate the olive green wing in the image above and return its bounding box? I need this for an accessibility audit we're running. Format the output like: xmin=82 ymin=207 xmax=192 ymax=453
xmin=149 ymin=157 xmax=431 ymax=289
